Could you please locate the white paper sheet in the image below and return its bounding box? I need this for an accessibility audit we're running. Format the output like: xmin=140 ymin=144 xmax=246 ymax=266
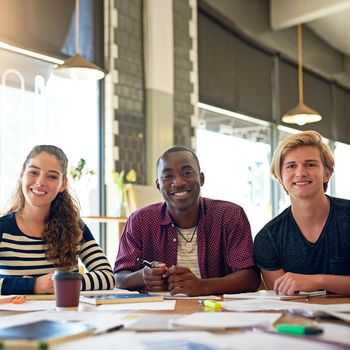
xmin=49 ymin=329 xmax=348 ymax=350
xmin=138 ymin=331 xmax=226 ymax=350
xmin=174 ymin=312 xmax=282 ymax=329
xmin=324 ymin=311 xmax=350 ymax=323
xmin=54 ymin=331 xmax=224 ymax=350
xmin=52 ymin=331 xmax=144 ymax=350
xmin=217 ymin=331 xmax=341 ymax=350
xmin=223 ymin=290 xmax=326 ymax=300
xmin=98 ymin=300 xmax=176 ymax=311
xmin=0 ymin=300 xmax=55 ymax=311
xmin=319 ymin=322 xmax=350 ymax=346
xmin=222 ymin=299 xmax=350 ymax=312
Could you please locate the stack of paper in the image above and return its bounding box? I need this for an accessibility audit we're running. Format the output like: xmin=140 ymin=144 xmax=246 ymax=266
xmin=221 ymin=299 xmax=350 ymax=312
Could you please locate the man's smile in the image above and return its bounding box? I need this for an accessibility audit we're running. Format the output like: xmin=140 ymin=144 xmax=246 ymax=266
xmin=293 ymin=181 xmax=312 ymax=186
xmin=171 ymin=190 xmax=191 ymax=197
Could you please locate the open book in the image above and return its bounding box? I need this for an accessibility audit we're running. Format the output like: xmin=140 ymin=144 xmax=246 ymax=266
xmin=0 ymin=320 xmax=94 ymax=347
xmin=80 ymin=293 xmax=163 ymax=305
xmin=223 ymin=290 xmax=326 ymax=300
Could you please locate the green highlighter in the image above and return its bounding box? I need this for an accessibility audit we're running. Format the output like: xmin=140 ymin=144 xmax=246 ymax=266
xmin=276 ymin=324 xmax=323 ymax=335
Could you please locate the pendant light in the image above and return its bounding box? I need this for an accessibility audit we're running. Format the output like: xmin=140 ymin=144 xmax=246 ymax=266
xmin=52 ymin=0 xmax=105 ymax=80
xmin=282 ymin=23 xmax=322 ymax=126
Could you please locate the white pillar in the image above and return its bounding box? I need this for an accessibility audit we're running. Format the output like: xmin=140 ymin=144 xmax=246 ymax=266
xmin=144 ymin=0 xmax=174 ymax=184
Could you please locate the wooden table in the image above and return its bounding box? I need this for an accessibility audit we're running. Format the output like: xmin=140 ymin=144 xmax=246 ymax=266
xmin=132 ymin=295 xmax=350 ymax=314
xmin=1 ymin=295 xmax=349 ymax=349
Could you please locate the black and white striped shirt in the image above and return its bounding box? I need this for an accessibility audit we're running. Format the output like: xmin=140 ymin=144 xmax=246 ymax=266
xmin=0 ymin=213 xmax=115 ymax=295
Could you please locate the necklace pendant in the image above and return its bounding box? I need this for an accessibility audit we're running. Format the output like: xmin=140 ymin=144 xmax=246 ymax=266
xmin=186 ymin=242 xmax=193 ymax=253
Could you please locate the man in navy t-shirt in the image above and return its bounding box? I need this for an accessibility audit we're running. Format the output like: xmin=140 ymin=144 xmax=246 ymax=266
xmin=254 ymin=131 xmax=350 ymax=296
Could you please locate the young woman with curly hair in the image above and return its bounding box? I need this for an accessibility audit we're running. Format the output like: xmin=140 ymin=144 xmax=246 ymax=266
xmin=0 ymin=145 xmax=115 ymax=295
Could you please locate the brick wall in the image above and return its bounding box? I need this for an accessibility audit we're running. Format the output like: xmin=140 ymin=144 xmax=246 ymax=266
xmin=173 ymin=0 xmax=195 ymax=148
xmin=105 ymin=0 xmax=198 ymax=185
xmin=110 ymin=0 xmax=145 ymax=184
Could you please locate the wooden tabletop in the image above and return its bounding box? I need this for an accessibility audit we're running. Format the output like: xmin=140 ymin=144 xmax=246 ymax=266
xmin=118 ymin=295 xmax=350 ymax=319
xmin=81 ymin=216 xmax=128 ymax=223
xmin=173 ymin=295 xmax=350 ymax=312
xmin=1 ymin=295 xmax=349 ymax=349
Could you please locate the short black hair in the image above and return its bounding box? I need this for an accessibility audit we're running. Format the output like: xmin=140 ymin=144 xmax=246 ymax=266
xmin=156 ymin=146 xmax=201 ymax=171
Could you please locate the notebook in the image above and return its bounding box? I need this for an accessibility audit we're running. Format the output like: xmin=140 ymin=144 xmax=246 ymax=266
xmin=80 ymin=293 xmax=163 ymax=305
xmin=0 ymin=320 xmax=94 ymax=347
xmin=23 ymin=288 xmax=139 ymax=301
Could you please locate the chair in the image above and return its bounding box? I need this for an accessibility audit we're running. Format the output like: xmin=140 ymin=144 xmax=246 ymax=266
xmin=126 ymin=184 xmax=163 ymax=213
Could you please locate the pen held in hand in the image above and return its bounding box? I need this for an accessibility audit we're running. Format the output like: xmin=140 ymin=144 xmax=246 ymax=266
xmin=137 ymin=258 xmax=153 ymax=268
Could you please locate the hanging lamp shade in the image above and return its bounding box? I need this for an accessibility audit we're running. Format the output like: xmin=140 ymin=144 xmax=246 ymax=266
xmin=52 ymin=0 xmax=105 ymax=81
xmin=282 ymin=22 xmax=321 ymax=126
xmin=282 ymin=101 xmax=322 ymax=126
xmin=53 ymin=53 xmax=105 ymax=80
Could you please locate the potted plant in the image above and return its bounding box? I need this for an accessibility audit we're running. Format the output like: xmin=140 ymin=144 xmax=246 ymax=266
xmin=112 ymin=169 xmax=137 ymax=217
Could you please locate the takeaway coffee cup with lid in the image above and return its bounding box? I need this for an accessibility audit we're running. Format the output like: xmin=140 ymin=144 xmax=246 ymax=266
xmin=53 ymin=271 xmax=82 ymax=310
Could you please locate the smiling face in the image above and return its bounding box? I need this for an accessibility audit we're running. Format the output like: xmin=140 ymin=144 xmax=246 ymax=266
xmin=21 ymin=152 xmax=67 ymax=212
xmin=156 ymin=151 xmax=204 ymax=215
xmin=281 ymin=146 xmax=331 ymax=202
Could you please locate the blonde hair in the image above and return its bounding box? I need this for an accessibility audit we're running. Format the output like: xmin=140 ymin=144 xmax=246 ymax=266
xmin=271 ymin=131 xmax=334 ymax=192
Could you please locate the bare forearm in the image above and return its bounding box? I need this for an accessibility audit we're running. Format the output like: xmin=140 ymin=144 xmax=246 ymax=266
xmin=201 ymin=268 xmax=260 ymax=295
xmin=114 ymin=270 xmax=145 ymax=290
xmin=261 ymin=268 xmax=285 ymax=290
xmin=317 ymin=275 xmax=350 ymax=295
xmin=270 ymin=271 xmax=350 ymax=296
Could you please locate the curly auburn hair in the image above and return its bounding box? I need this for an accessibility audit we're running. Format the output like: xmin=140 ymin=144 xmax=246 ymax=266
xmin=5 ymin=145 xmax=83 ymax=269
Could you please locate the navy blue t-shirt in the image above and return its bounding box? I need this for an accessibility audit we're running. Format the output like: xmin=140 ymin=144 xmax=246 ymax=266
xmin=254 ymin=196 xmax=350 ymax=276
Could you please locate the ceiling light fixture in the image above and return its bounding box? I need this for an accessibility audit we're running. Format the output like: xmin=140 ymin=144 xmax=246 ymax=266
xmin=282 ymin=22 xmax=322 ymax=126
xmin=52 ymin=0 xmax=105 ymax=80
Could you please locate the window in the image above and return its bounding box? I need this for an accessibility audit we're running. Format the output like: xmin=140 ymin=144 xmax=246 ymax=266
xmin=276 ymin=127 xmax=294 ymax=213
xmin=0 ymin=48 xmax=100 ymax=236
xmin=334 ymin=142 xmax=350 ymax=200
xmin=196 ymin=104 xmax=348 ymax=236
xmin=197 ymin=104 xmax=272 ymax=236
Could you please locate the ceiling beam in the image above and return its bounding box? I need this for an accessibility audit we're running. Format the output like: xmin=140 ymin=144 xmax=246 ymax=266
xmin=270 ymin=0 xmax=350 ymax=30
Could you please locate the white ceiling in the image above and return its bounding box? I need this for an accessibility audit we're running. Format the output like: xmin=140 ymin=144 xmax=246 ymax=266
xmin=271 ymin=0 xmax=350 ymax=56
